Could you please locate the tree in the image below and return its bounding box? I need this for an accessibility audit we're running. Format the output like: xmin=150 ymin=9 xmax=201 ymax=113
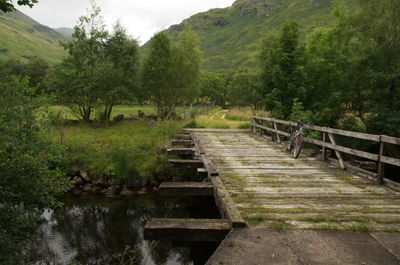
xmin=51 ymin=1 xmax=107 ymax=122
xmin=352 ymin=0 xmax=400 ymax=136
xmin=172 ymin=25 xmax=202 ymax=104
xmin=97 ymin=22 xmax=140 ymax=121
xmin=0 ymin=76 xmax=71 ymax=264
xmin=0 ymin=0 xmax=37 ymax=12
xmin=260 ymin=20 xmax=306 ymax=119
xmin=142 ymin=32 xmax=174 ymax=119
xmin=25 ymin=57 xmax=49 ymax=88
xmin=230 ymin=68 xmax=260 ymax=108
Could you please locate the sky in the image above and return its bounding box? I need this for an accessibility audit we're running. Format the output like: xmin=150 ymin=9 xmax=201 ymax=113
xmin=18 ymin=0 xmax=236 ymax=44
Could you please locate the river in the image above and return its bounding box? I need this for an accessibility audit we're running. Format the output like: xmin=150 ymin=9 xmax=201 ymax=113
xmin=26 ymin=194 xmax=220 ymax=265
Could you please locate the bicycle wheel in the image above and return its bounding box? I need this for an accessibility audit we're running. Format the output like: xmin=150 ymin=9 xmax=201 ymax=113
xmin=293 ymin=134 xmax=303 ymax=159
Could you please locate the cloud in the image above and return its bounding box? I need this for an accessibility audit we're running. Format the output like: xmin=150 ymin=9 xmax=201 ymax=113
xmin=18 ymin=0 xmax=235 ymax=43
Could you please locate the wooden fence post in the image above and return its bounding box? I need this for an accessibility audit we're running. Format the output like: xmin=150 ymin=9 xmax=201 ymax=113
xmin=328 ymin=133 xmax=346 ymax=170
xmin=377 ymin=136 xmax=385 ymax=185
xmin=252 ymin=117 xmax=256 ymax=134
xmin=273 ymin=120 xmax=281 ymax=144
xmin=322 ymin=132 xmax=327 ymax=161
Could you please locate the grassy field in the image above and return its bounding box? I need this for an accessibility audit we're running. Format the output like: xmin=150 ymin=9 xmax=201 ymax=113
xmin=194 ymin=107 xmax=268 ymax=129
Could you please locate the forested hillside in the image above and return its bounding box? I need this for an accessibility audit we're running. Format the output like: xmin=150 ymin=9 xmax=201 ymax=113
xmin=0 ymin=10 xmax=67 ymax=64
xmin=163 ymin=0 xmax=357 ymax=71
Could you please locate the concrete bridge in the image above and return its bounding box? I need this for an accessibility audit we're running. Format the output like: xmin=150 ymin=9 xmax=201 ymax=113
xmin=146 ymin=118 xmax=400 ymax=264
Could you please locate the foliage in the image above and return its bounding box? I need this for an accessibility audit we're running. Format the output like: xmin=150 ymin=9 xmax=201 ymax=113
xmin=257 ymin=0 xmax=400 ymax=137
xmin=230 ymin=68 xmax=261 ymax=108
xmin=0 ymin=77 xmax=71 ymax=264
xmin=260 ymin=20 xmax=306 ymax=119
xmin=97 ymin=22 xmax=140 ymax=121
xmin=141 ymin=32 xmax=174 ymax=119
xmin=0 ymin=58 xmax=49 ymax=89
xmin=48 ymin=3 xmax=140 ymax=122
xmin=142 ymin=27 xmax=201 ymax=119
xmin=0 ymin=0 xmax=37 ymax=12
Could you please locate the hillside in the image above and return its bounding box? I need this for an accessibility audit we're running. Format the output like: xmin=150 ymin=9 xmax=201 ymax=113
xmin=55 ymin=27 xmax=74 ymax=39
xmin=162 ymin=0 xmax=357 ymax=72
xmin=0 ymin=10 xmax=67 ymax=64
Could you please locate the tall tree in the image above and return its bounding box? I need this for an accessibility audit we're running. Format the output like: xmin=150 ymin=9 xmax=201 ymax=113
xmin=172 ymin=25 xmax=202 ymax=104
xmin=97 ymin=22 xmax=140 ymax=121
xmin=51 ymin=1 xmax=107 ymax=122
xmin=142 ymin=32 xmax=174 ymax=119
xmin=260 ymin=21 xmax=306 ymax=119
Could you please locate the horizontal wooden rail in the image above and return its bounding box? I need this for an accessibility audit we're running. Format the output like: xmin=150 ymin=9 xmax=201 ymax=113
xmin=252 ymin=116 xmax=400 ymax=185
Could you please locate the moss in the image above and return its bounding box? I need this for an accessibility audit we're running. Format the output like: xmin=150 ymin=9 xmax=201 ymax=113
xmin=244 ymin=213 xmax=265 ymax=222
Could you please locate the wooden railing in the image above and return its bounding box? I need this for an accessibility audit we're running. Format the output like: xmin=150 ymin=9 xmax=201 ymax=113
xmin=251 ymin=116 xmax=400 ymax=185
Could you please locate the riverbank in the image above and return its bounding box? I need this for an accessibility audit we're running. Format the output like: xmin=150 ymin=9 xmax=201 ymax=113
xmin=45 ymin=118 xmax=191 ymax=196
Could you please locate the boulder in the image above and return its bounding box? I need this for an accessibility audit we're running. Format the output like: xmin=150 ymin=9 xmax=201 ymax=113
xmin=83 ymin=183 xmax=93 ymax=192
xmin=120 ymin=188 xmax=134 ymax=196
xmin=73 ymin=176 xmax=84 ymax=185
xmin=79 ymin=170 xmax=91 ymax=182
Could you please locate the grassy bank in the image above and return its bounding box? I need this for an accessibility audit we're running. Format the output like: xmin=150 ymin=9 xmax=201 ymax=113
xmin=47 ymin=120 xmax=188 ymax=185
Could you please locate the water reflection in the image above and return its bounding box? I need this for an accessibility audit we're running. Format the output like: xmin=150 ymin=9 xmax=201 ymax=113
xmin=26 ymin=195 xmax=220 ymax=265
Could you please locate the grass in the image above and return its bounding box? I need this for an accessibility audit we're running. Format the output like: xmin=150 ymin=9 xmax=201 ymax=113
xmin=46 ymin=119 xmax=188 ymax=183
xmin=194 ymin=107 xmax=266 ymax=129
xmin=244 ymin=213 xmax=265 ymax=222
xmin=0 ymin=11 xmax=67 ymax=64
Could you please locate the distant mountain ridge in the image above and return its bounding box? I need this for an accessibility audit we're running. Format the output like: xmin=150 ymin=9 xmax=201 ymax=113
xmin=159 ymin=0 xmax=357 ymax=72
xmin=0 ymin=10 xmax=67 ymax=64
xmin=55 ymin=27 xmax=74 ymax=39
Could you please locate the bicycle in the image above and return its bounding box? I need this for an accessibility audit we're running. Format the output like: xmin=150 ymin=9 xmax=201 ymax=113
xmin=287 ymin=121 xmax=304 ymax=159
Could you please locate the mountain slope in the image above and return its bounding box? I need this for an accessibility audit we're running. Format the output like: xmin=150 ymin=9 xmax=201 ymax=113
xmin=162 ymin=0 xmax=356 ymax=72
xmin=55 ymin=27 xmax=74 ymax=39
xmin=0 ymin=10 xmax=67 ymax=64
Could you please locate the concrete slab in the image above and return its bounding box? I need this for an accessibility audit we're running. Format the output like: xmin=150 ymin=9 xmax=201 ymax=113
xmin=207 ymin=229 xmax=400 ymax=265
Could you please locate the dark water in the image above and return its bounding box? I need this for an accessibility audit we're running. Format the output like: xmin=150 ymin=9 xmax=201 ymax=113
xmin=26 ymin=195 xmax=221 ymax=265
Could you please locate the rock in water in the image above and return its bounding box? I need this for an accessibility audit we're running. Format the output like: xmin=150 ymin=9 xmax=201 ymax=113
xmin=120 ymin=188 xmax=134 ymax=196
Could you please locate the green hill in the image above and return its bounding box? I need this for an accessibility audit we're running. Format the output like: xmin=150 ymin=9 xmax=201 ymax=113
xmin=162 ymin=0 xmax=356 ymax=72
xmin=0 ymin=10 xmax=67 ymax=64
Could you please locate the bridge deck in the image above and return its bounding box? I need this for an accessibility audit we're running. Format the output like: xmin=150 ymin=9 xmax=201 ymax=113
xmin=192 ymin=129 xmax=400 ymax=232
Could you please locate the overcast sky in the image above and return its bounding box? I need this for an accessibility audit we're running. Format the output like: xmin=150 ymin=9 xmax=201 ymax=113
xmin=18 ymin=0 xmax=235 ymax=44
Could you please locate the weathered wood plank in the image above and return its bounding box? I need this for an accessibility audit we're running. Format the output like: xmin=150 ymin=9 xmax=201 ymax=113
xmin=200 ymin=154 xmax=219 ymax=177
xmin=253 ymin=116 xmax=381 ymax=142
xmin=168 ymin=159 xmax=203 ymax=168
xmin=197 ymin=168 xmax=208 ymax=178
xmin=211 ymin=176 xmax=246 ymax=228
xmin=174 ymin=134 xmax=192 ymax=140
xmin=381 ymin=135 xmax=400 ymax=145
xmin=171 ymin=140 xmax=194 ymax=147
xmin=158 ymin=182 xmax=214 ymax=196
xmin=144 ymin=218 xmax=231 ymax=242
xmin=167 ymin=148 xmax=196 ymax=156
